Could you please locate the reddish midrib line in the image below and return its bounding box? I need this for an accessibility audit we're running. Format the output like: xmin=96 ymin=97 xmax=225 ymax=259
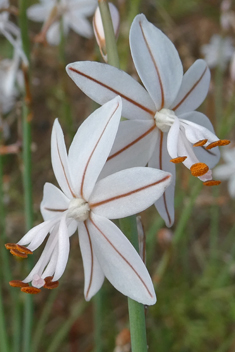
xmin=90 ymin=175 xmax=170 ymax=208
xmin=68 ymin=67 xmax=155 ymax=116
xmin=108 ymin=124 xmax=156 ymax=161
xmin=80 ymin=103 xmax=119 ymax=198
xmin=44 ymin=207 xmax=67 ymax=212
xmin=159 ymin=131 xmax=172 ymax=226
xmin=139 ymin=21 xmax=165 ymax=110
xmin=172 ymin=66 xmax=208 ymax=111
xmin=84 ymin=221 xmax=94 ymax=299
xmin=56 ymin=134 xmax=76 ymax=198
xmin=90 ymin=218 xmax=153 ymax=298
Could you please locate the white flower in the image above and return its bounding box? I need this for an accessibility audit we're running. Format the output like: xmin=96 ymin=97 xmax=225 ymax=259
xmin=201 ymin=34 xmax=234 ymax=70
xmin=66 ymin=14 xmax=227 ymax=227
xmin=0 ymin=48 xmax=23 ymax=115
xmin=93 ymin=2 xmax=120 ymax=62
xmin=213 ymin=145 xmax=235 ymax=198
xmin=27 ymin=0 xmax=97 ymax=46
xmin=6 ymin=96 xmax=172 ymax=305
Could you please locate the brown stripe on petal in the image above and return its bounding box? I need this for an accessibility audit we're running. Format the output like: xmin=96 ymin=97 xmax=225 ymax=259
xmin=9 ymin=280 xmax=29 ymax=288
xmin=90 ymin=175 xmax=171 ymax=209
xmin=203 ymin=180 xmax=221 ymax=186
xmin=170 ymin=156 xmax=187 ymax=163
xmin=80 ymin=103 xmax=120 ymax=198
xmin=90 ymin=218 xmax=154 ymax=298
xmin=68 ymin=67 xmax=155 ymax=116
xmin=84 ymin=221 xmax=94 ymax=300
xmin=193 ymin=139 xmax=208 ymax=147
xmin=10 ymin=249 xmax=28 ymax=258
xmin=108 ymin=124 xmax=156 ymax=161
xmin=172 ymin=66 xmax=208 ymax=111
xmin=139 ymin=21 xmax=165 ymax=109
xmin=190 ymin=163 xmax=209 ymax=177
xmin=21 ymin=287 xmax=41 ymax=294
xmin=44 ymin=207 xmax=67 ymax=212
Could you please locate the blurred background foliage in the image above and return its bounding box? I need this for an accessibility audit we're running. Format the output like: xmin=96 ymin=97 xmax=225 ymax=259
xmin=1 ymin=0 xmax=235 ymax=351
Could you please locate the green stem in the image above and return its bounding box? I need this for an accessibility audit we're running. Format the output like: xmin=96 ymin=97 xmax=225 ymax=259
xmin=98 ymin=0 xmax=119 ymax=68
xmin=18 ymin=1 xmax=34 ymax=351
xmin=93 ymin=291 xmax=103 ymax=352
xmin=119 ymin=217 xmax=148 ymax=352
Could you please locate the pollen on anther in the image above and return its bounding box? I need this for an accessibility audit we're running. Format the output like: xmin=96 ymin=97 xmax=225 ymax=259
xmin=206 ymin=139 xmax=230 ymax=150
xmin=9 ymin=280 xmax=29 ymax=288
xmin=21 ymin=287 xmax=41 ymax=294
xmin=5 ymin=243 xmax=17 ymax=250
xmin=219 ymin=139 xmax=230 ymax=146
xmin=44 ymin=281 xmax=59 ymax=290
xmin=10 ymin=249 xmax=28 ymax=258
xmin=193 ymin=139 xmax=208 ymax=147
xmin=16 ymin=245 xmax=33 ymax=255
xmin=190 ymin=163 xmax=209 ymax=177
xmin=170 ymin=156 xmax=187 ymax=163
xmin=44 ymin=276 xmax=53 ymax=284
xmin=203 ymin=180 xmax=221 ymax=186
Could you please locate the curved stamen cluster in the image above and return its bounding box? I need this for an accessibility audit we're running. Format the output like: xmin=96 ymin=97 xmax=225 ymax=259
xmin=9 ymin=275 xmax=59 ymax=294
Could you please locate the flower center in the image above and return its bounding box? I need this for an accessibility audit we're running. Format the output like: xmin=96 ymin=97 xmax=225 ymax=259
xmin=154 ymin=108 xmax=176 ymax=133
xmin=67 ymin=198 xmax=90 ymax=222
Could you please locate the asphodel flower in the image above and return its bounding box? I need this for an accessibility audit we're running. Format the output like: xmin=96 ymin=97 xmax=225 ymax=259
xmin=6 ymin=97 xmax=172 ymax=305
xmin=66 ymin=14 xmax=229 ymax=227
xmin=27 ymin=0 xmax=97 ymax=45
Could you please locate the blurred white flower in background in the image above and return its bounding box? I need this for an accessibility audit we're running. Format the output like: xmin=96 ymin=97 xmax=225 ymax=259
xmin=27 ymin=0 xmax=97 ymax=46
xmin=201 ymin=34 xmax=234 ymax=70
xmin=213 ymin=145 xmax=235 ymax=198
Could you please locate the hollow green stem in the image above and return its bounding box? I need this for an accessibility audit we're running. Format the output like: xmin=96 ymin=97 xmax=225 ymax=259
xmin=119 ymin=217 xmax=148 ymax=352
xmin=98 ymin=0 xmax=119 ymax=68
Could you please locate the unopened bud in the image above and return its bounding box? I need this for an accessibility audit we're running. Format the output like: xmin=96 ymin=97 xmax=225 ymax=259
xmin=93 ymin=3 xmax=120 ymax=62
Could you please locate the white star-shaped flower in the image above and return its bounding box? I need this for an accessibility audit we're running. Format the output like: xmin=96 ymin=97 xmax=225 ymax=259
xmin=66 ymin=14 xmax=228 ymax=227
xmin=6 ymin=96 xmax=172 ymax=305
xmin=27 ymin=0 xmax=97 ymax=45
xmin=213 ymin=145 xmax=235 ymax=198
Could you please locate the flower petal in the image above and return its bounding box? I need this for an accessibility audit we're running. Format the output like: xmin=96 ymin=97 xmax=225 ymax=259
xmin=88 ymin=213 xmax=156 ymax=305
xmin=66 ymin=61 xmax=155 ymax=121
xmin=77 ymin=222 xmax=105 ymax=301
xmin=228 ymin=176 xmax=235 ymax=198
xmin=68 ymin=96 xmax=122 ymax=200
xmin=100 ymin=119 xmax=157 ymax=178
xmin=51 ymin=119 xmax=76 ymax=198
xmin=53 ymin=213 xmax=70 ymax=281
xmin=67 ymin=15 xmax=93 ymax=38
xmin=181 ymin=111 xmax=220 ymax=168
xmin=27 ymin=4 xmax=50 ymax=22
xmin=90 ymin=167 xmax=172 ymax=219
xmin=40 ymin=182 xmax=70 ymax=221
xmin=148 ymin=131 xmax=176 ymax=227
xmin=213 ymin=164 xmax=234 ymax=180
xmin=171 ymin=59 xmax=210 ymax=114
xmin=130 ymin=14 xmax=183 ymax=110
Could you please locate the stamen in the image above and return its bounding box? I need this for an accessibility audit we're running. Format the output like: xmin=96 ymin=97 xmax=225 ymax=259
xmin=206 ymin=139 xmax=230 ymax=150
xmin=10 ymin=249 xmax=28 ymax=258
xmin=9 ymin=280 xmax=29 ymax=288
xmin=203 ymin=180 xmax=221 ymax=186
xmin=44 ymin=281 xmax=59 ymax=290
xmin=170 ymin=156 xmax=187 ymax=164
xmin=16 ymin=245 xmax=33 ymax=255
xmin=5 ymin=243 xmax=17 ymax=250
xmin=44 ymin=276 xmax=53 ymax=284
xmin=193 ymin=139 xmax=208 ymax=147
xmin=21 ymin=287 xmax=41 ymax=294
xmin=190 ymin=163 xmax=209 ymax=177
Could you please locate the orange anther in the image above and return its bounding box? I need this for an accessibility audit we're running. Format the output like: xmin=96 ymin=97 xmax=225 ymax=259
xmin=219 ymin=139 xmax=230 ymax=146
xmin=44 ymin=281 xmax=59 ymax=290
xmin=10 ymin=249 xmax=28 ymax=258
xmin=206 ymin=141 xmax=220 ymax=149
xmin=21 ymin=287 xmax=41 ymax=294
xmin=9 ymin=280 xmax=29 ymax=288
xmin=190 ymin=163 xmax=209 ymax=177
xmin=44 ymin=276 xmax=53 ymax=284
xmin=193 ymin=139 xmax=208 ymax=147
xmin=5 ymin=243 xmax=17 ymax=250
xmin=203 ymin=180 xmax=221 ymax=186
xmin=16 ymin=245 xmax=33 ymax=255
xmin=170 ymin=156 xmax=187 ymax=163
